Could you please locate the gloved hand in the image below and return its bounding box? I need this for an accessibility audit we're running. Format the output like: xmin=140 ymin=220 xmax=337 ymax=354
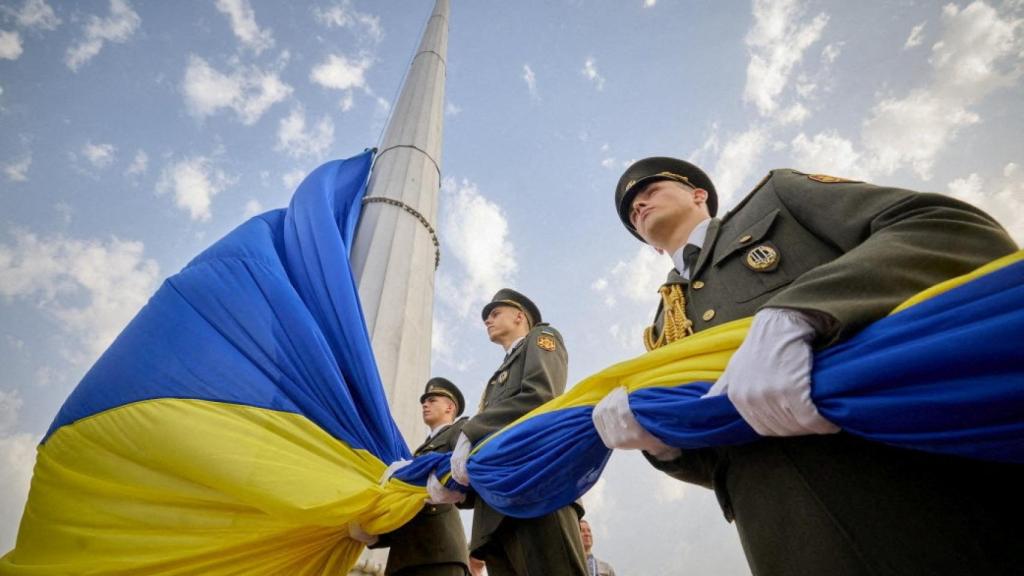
xmin=592 ymin=386 xmax=681 ymax=461
xmin=347 ymin=521 xmax=378 ymax=546
xmin=379 ymin=458 xmax=412 ymax=485
xmin=426 ymin=473 xmax=465 ymax=505
xmin=705 ymin=307 xmax=840 ymax=436
xmin=449 ymin=432 xmax=471 ymax=485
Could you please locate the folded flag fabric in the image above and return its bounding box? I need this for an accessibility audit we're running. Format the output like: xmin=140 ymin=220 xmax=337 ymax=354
xmin=458 ymin=250 xmax=1024 ymax=518
xmin=1 ymin=151 xmax=430 ymax=575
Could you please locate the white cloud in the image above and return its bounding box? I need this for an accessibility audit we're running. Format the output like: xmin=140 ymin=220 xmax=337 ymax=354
xmin=582 ymin=57 xmax=606 ymax=91
xmin=438 ymin=177 xmax=518 ymax=317
xmin=644 ymin=0 xmax=657 ymax=6
xmin=789 ymin=131 xmax=867 ymax=179
xmin=0 ymin=231 xmax=160 ymax=363
xmin=655 ymin=471 xmax=689 ymax=503
xmin=214 ymin=0 xmax=273 ymax=54
xmin=183 ymin=55 xmax=292 ymax=125
xmin=0 ymin=30 xmax=23 ymax=60
xmin=3 ymin=155 xmax=31 ymax=182
xmin=242 ymin=198 xmax=263 ymax=219
xmin=156 ymin=156 xmax=235 ymax=221
xmin=743 ymin=0 xmax=828 ymax=115
xmin=0 ymin=430 xmax=36 ymax=553
xmin=445 ymin=101 xmax=461 ymax=116
xmin=65 ymin=0 xmax=140 ymax=71
xmin=0 ymin=389 xmax=22 ymax=434
xmin=904 ymin=22 xmax=926 ymax=49
xmin=522 ymin=64 xmax=538 ymax=99
xmin=15 ymin=0 xmax=61 ymax=30
xmin=81 ymin=141 xmax=116 ymax=169
xmin=313 ymin=1 xmax=383 ymax=44
xmin=602 ymin=245 xmax=670 ymax=305
xmin=310 ymin=53 xmax=370 ymax=91
xmin=710 ymin=127 xmax=768 ymax=206
xmin=276 ymin=106 xmax=334 ymax=159
xmin=821 ymin=42 xmax=841 ymax=64
xmin=776 ymin=102 xmax=809 ymax=126
xmin=929 ymin=2 xmax=1021 ymax=95
xmin=861 ymin=90 xmax=979 ymax=180
xmin=947 ymin=164 xmax=1024 ymax=244
xmin=282 ymin=169 xmax=305 ymax=190
xmin=125 ymin=149 xmax=148 ymax=177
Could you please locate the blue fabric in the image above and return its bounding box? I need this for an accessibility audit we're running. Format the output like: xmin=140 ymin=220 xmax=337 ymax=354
xmin=44 ymin=151 xmax=410 ymax=463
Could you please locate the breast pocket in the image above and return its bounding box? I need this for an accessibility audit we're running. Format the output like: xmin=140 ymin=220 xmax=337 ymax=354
xmin=712 ymin=210 xmax=797 ymax=303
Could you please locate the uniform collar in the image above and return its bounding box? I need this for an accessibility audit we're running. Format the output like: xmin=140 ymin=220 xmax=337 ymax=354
xmin=503 ymin=335 xmax=525 ymax=353
xmin=670 ymin=217 xmax=712 ymax=279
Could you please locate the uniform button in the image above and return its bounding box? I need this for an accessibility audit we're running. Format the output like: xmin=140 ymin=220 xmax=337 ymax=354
xmin=702 ymin=309 xmax=716 ymax=321
xmin=692 ymin=280 xmax=705 ymax=290
xmin=739 ymin=234 xmax=753 ymax=244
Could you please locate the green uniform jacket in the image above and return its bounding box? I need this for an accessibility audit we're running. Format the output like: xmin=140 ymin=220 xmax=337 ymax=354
xmin=643 ymin=169 xmax=1021 ymax=574
xmin=461 ymin=323 xmax=569 ymax=553
xmin=370 ymin=417 xmax=470 ymax=575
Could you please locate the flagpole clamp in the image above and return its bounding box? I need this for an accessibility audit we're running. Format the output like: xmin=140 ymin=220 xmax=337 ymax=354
xmin=362 ymin=196 xmax=441 ymax=270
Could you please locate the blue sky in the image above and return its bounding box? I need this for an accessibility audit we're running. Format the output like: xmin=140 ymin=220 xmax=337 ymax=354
xmin=1 ymin=0 xmax=1022 ymax=573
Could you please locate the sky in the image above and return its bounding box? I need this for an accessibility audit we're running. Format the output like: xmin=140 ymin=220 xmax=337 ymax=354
xmin=1 ymin=0 xmax=1023 ymax=573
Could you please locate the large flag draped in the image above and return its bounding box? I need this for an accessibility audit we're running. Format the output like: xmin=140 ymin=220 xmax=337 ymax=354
xmin=1 ymin=151 xmax=431 ymax=575
xmin=3 ymin=148 xmax=1022 ymax=573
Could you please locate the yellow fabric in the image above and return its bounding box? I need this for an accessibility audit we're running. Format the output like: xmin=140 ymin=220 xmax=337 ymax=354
xmin=0 ymin=399 xmax=425 ymax=575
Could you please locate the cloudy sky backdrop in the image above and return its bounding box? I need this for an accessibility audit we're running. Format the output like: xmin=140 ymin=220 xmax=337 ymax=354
xmin=2 ymin=0 xmax=1022 ymax=573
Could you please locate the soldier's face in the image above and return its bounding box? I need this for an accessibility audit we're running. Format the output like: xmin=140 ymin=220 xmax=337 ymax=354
xmin=484 ymin=305 xmax=524 ymax=343
xmin=421 ymin=395 xmax=454 ymax=427
xmin=630 ymin=180 xmax=708 ymax=250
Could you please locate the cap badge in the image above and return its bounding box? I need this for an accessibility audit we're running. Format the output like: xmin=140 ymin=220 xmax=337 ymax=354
xmin=625 ymin=179 xmax=637 ymax=193
xmin=745 ymin=245 xmax=780 ymax=272
xmin=536 ymin=334 xmax=557 ymax=351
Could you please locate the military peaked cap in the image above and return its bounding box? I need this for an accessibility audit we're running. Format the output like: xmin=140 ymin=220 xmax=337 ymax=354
xmin=419 ymin=377 xmax=465 ymax=416
xmin=481 ymin=288 xmax=542 ymax=328
xmin=614 ymin=156 xmax=719 ymax=241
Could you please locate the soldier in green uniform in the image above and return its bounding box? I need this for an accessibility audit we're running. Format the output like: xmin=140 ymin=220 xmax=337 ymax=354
xmin=449 ymin=289 xmax=587 ymax=576
xmin=593 ymin=156 xmax=1023 ymax=575
xmin=368 ymin=377 xmax=470 ymax=576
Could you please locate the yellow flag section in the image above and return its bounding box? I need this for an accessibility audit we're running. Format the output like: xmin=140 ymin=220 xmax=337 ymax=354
xmin=1 ymin=399 xmax=425 ymax=575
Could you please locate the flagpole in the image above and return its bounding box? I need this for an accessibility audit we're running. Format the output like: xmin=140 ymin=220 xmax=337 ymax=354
xmin=351 ymin=0 xmax=449 ymax=463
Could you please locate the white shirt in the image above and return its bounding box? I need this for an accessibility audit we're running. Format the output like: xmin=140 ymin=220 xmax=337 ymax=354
xmin=670 ymin=217 xmax=711 ymax=280
xmin=503 ymin=335 xmax=525 ymax=354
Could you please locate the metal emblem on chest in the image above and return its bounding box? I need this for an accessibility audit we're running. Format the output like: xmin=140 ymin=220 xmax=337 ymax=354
xmin=745 ymin=244 xmax=780 ymax=272
xmin=497 ymin=370 xmax=509 ymax=384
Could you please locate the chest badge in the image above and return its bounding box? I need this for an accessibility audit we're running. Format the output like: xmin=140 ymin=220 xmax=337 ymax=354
xmin=536 ymin=334 xmax=557 ymax=351
xmin=497 ymin=370 xmax=509 ymax=384
xmin=745 ymin=244 xmax=780 ymax=272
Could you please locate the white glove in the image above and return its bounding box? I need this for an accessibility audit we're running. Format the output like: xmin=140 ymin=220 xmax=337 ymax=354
xmin=379 ymin=458 xmax=412 ymax=485
xmin=426 ymin=473 xmax=466 ymax=505
xmin=347 ymin=521 xmax=378 ymax=546
xmin=449 ymin=432 xmax=471 ymax=485
xmin=706 ymin=307 xmax=840 ymax=436
xmin=592 ymin=386 xmax=681 ymax=461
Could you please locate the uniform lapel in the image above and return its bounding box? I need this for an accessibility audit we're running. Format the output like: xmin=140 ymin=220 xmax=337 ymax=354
xmin=692 ymin=218 xmax=721 ymax=279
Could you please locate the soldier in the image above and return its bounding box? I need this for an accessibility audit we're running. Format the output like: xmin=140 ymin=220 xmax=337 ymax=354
xmin=592 ymin=157 xmax=1023 ymax=575
xmin=449 ymin=289 xmax=587 ymax=576
xmin=367 ymin=377 xmax=471 ymax=576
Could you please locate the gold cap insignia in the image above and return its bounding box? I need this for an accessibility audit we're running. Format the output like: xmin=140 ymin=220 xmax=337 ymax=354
xmin=536 ymin=334 xmax=557 ymax=351
xmin=625 ymin=179 xmax=637 ymax=193
xmin=745 ymin=245 xmax=780 ymax=272
xmin=498 ymin=370 xmax=509 ymax=384
xmin=808 ymin=174 xmax=857 ymax=183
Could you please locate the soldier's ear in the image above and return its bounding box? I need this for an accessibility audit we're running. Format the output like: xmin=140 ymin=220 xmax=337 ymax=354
xmin=692 ymin=187 xmax=708 ymax=205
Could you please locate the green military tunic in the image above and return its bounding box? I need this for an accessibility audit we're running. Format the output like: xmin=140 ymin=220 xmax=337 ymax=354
xmin=460 ymin=323 xmax=587 ymax=576
xmin=370 ymin=417 xmax=470 ymax=576
xmin=644 ymin=170 xmax=1023 ymax=575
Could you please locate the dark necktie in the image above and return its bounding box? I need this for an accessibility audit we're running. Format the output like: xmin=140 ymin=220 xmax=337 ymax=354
xmin=683 ymin=243 xmax=701 ymax=276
